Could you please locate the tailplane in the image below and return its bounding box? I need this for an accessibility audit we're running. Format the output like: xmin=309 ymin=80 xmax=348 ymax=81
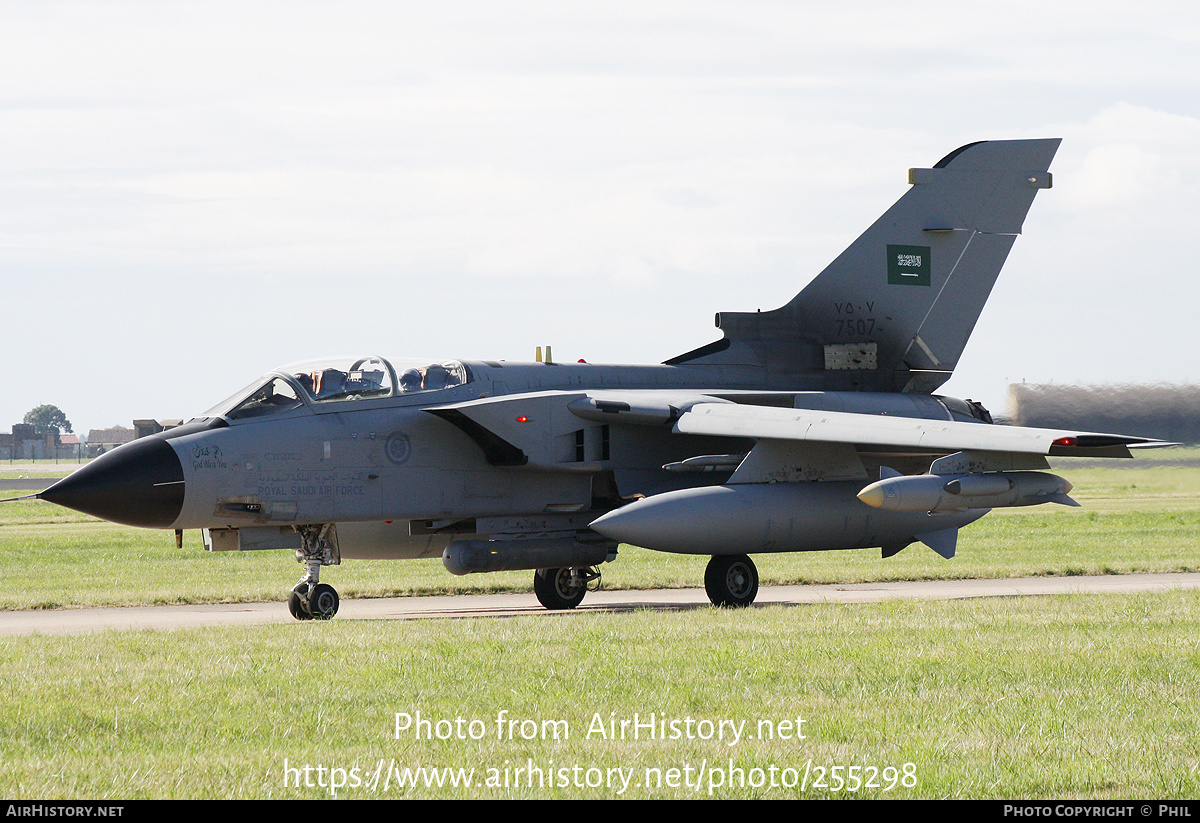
xmin=669 ymin=139 xmax=1061 ymax=393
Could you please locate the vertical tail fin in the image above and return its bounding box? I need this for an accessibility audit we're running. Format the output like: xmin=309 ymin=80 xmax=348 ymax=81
xmin=671 ymin=139 xmax=1061 ymax=393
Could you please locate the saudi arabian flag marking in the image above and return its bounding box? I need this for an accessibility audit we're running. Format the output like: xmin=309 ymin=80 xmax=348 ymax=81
xmin=887 ymin=244 xmax=931 ymax=286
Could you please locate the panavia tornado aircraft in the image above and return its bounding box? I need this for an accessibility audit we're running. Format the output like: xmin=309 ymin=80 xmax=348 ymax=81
xmin=25 ymin=138 xmax=1167 ymax=618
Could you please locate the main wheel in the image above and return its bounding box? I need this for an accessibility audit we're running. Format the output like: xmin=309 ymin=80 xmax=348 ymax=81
xmin=705 ymin=554 xmax=759 ymax=607
xmin=309 ymin=583 xmax=340 ymax=619
xmin=534 ymin=567 xmax=587 ymax=610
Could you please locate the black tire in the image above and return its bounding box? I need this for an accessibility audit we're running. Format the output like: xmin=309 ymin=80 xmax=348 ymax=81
xmin=534 ymin=567 xmax=587 ymax=610
xmin=705 ymin=555 xmax=759 ymax=607
xmin=310 ymin=583 xmax=340 ymax=620
xmin=288 ymin=588 xmax=314 ymax=621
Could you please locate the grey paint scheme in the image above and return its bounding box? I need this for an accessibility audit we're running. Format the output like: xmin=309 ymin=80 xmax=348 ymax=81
xmin=33 ymin=138 xmax=1168 ymax=613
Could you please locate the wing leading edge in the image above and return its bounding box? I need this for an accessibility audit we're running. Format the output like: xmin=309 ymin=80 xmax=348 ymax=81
xmin=673 ymin=402 xmax=1167 ymax=458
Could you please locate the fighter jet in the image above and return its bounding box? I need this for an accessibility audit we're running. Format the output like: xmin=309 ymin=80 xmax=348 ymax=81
xmin=24 ymin=138 xmax=1167 ymax=618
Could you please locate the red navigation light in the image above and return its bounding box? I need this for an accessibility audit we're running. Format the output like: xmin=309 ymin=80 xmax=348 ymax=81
xmin=1052 ymin=436 xmax=1078 ymax=447
xmin=516 ymin=416 xmax=530 ymax=423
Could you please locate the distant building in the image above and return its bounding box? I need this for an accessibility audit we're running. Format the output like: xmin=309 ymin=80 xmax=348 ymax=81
xmin=1 ymin=423 xmax=65 ymax=460
xmin=133 ymin=418 xmax=184 ymax=439
xmin=58 ymin=434 xmax=83 ymax=460
xmin=2 ymin=418 xmax=181 ymax=461
xmin=134 ymin=419 xmax=162 ymax=439
xmin=87 ymin=428 xmax=136 ymax=456
xmin=86 ymin=419 xmax=182 ymax=456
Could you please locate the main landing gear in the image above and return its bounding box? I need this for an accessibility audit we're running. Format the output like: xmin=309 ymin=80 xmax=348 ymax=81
xmin=289 ymin=524 xmax=341 ymax=620
xmin=533 ymin=566 xmax=601 ymax=610
xmin=531 ymin=557 xmax=757 ymax=610
xmin=704 ymin=554 xmax=759 ymax=607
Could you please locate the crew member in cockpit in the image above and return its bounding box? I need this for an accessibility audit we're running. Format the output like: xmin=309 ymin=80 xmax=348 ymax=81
xmin=399 ymin=368 xmax=422 ymax=393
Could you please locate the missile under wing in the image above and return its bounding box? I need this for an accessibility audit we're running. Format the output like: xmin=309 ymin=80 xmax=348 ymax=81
xmin=25 ymin=138 xmax=1170 ymax=617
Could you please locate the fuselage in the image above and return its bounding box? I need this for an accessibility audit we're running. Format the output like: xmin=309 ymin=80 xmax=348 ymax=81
xmin=41 ymin=355 xmax=989 ymax=545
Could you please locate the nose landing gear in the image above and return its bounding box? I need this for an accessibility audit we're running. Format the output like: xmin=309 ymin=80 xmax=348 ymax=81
xmin=289 ymin=524 xmax=341 ymax=620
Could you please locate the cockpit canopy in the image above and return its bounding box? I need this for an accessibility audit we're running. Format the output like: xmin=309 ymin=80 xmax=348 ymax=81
xmin=286 ymin=356 xmax=394 ymax=403
xmin=204 ymin=356 xmax=470 ymax=420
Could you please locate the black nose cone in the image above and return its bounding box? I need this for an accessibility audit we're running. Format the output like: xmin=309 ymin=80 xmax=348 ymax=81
xmin=40 ymin=436 xmax=185 ymax=528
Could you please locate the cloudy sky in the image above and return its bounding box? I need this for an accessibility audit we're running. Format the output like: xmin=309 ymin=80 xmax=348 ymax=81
xmin=2 ymin=1 xmax=1198 ymax=435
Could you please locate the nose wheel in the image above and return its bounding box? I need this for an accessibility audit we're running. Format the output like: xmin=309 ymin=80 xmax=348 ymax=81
xmin=289 ymin=524 xmax=341 ymax=620
xmin=289 ymin=582 xmax=340 ymax=620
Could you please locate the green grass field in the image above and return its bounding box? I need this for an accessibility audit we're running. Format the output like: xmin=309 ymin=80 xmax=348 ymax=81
xmin=2 ymin=593 xmax=1197 ymax=799
xmin=1 ymin=456 xmax=1198 ymax=798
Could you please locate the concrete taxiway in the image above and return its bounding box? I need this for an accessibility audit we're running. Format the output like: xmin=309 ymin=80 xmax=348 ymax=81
xmin=2 ymin=573 xmax=1198 ymax=636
